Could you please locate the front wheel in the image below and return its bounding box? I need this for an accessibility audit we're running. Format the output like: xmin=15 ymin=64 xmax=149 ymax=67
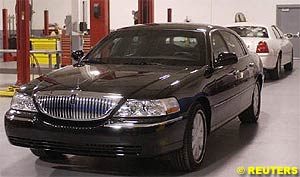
xmin=269 ymin=55 xmax=282 ymax=80
xmin=239 ymin=82 xmax=261 ymax=123
xmin=169 ymin=105 xmax=207 ymax=171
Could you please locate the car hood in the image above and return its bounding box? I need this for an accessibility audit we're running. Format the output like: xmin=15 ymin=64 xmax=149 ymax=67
xmin=29 ymin=64 xmax=204 ymax=99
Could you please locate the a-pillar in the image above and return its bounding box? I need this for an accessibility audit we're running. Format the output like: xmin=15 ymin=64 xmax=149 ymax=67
xmin=16 ymin=0 xmax=30 ymax=85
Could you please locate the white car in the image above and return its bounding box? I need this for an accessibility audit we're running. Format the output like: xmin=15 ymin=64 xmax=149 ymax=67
xmin=227 ymin=23 xmax=293 ymax=80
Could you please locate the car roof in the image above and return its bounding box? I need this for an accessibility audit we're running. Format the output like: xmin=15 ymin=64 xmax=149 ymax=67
xmin=117 ymin=23 xmax=229 ymax=33
xmin=226 ymin=22 xmax=270 ymax=29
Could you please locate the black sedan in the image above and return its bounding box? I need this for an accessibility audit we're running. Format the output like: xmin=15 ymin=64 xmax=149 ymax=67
xmin=5 ymin=23 xmax=263 ymax=171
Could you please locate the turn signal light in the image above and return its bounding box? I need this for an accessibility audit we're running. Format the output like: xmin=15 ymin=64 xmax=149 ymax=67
xmin=256 ymin=41 xmax=269 ymax=53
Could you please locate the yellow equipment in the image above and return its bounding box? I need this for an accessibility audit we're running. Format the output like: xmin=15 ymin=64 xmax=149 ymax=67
xmin=0 ymin=86 xmax=19 ymax=97
xmin=30 ymin=38 xmax=59 ymax=65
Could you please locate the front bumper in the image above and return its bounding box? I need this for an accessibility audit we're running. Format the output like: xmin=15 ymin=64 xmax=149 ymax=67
xmin=5 ymin=110 xmax=187 ymax=158
xmin=258 ymin=53 xmax=277 ymax=70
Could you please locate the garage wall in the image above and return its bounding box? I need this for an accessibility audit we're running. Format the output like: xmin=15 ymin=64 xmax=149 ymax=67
xmin=212 ymin=0 xmax=300 ymax=26
xmin=111 ymin=0 xmax=300 ymax=29
xmin=0 ymin=0 xmax=72 ymax=31
xmin=155 ymin=0 xmax=212 ymax=25
xmin=110 ymin=0 xmax=137 ymax=30
xmin=155 ymin=0 xmax=300 ymax=26
xmin=0 ymin=0 xmax=299 ymax=31
xmin=33 ymin=0 xmax=72 ymax=29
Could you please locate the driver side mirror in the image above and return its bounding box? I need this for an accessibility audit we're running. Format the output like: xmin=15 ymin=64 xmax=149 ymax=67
xmin=71 ymin=50 xmax=84 ymax=62
xmin=214 ymin=52 xmax=238 ymax=67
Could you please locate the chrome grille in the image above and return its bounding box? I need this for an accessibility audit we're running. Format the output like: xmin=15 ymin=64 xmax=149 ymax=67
xmin=35 ymin=91 xmax=122 ymax=121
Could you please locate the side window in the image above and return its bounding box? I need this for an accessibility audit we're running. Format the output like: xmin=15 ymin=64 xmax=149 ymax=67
xmin=220 ymin=31 xmax=246 ymax=58
xmin=211 ymin=31 xmax=229 ymax=60
xmin=272 ymin=26 xmax=280 ymax=39
xmin=275 ymin=26 xmax=285 ymax=38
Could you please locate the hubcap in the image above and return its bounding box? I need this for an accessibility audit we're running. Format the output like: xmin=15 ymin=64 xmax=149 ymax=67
xmin=253 ymin=84 xmax=260 ymax=116
xmin=192 ymin=110 xmax=205 ymax=162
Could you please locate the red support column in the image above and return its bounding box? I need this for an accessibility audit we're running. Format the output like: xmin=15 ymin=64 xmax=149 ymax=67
xmin=44 ymin=10 xmax=49 ymax=36
xmin=138 ymin=0 xmax=143 ymax=24
xmin=148 ymin=0 xmax=154 ymax=23
xmin=16 ymin=0 xmax=31 ymax=85
xmin=2 ymin=9 xmax=9 ymax=62
xmin=90 ymin=0 xmax=110 ymax=46
xmin=167 ymin=8 xmax=172 ymax=22
xmin=138 ymin=0 xmax=154 ymax=24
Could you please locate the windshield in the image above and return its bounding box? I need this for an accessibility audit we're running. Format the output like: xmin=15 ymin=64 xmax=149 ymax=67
xmin=85 ymin=30 xmax=207 ymax=66
xmin=228 ymin=26 xmax=269 ymax=38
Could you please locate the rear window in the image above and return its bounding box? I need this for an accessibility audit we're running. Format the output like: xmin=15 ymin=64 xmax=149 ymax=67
xmin=228 ymin=26 xmax=269 ymax=38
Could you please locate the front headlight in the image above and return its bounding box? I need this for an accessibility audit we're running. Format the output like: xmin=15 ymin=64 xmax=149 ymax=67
xmin=114 ymin=98 xmax=180 ymax=117
xmin=11 ymin=92 xmax=38 ymax=112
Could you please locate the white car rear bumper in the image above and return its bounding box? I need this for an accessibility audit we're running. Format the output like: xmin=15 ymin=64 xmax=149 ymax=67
xmin=258 ymin=53 xmax=277 ymax=70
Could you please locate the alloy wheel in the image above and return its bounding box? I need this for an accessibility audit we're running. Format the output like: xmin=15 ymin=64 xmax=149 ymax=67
xmin=192 ymin=110 xmax=205 ymax=162
xmin=253 ymin=84 xmax=260 ymax=116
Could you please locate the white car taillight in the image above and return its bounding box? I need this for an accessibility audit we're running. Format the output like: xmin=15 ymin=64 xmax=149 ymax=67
xmin=256 ymin=41 xmax=269 ymax=53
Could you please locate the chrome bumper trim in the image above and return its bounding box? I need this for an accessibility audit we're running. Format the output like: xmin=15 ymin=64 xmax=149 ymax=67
xmin=104 ymin=116 xmax=183 ymax=129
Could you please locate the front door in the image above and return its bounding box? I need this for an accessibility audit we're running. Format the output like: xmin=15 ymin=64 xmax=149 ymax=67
xmin=209 ymin=30 xmax=240 ymax=128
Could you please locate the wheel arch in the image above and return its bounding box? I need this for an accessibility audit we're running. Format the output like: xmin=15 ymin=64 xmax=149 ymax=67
xmin=257 ymin=74 xmax=263 ymax=90
xmin=279 ymin=50 xmax=282 ymax=58
xmin=195 ymin=97 xmax=212 ymax=134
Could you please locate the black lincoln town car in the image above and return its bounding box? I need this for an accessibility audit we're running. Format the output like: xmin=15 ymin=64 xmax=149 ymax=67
xmin=5 ymin=23 xmax=263 ymax=171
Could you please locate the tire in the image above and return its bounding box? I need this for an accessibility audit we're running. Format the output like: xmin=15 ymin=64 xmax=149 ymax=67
xmin=169 ymin=105 xmax=207 ymax=172
xmin=284 ymin=51 xmax=294 ymax=72
xmin=269 ymin=55 xmax=282 ymax=80
xmin=239 ymin=82 xmax=261 ymax=123
xmin=30 ymin=149 xmax=64 ymax=159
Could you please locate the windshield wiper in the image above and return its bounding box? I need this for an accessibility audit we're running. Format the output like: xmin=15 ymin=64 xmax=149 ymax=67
xmin=124 ymin=62 xmax=164 ymax=66
xmin=83 ymin=59 xmax=106 ymax=64
xmin=138 ymin=62 xmax=164 ymax=66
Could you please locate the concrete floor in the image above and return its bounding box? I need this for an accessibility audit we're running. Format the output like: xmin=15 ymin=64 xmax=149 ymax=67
xmin=0 ymin=61 xmax=299 ymax=177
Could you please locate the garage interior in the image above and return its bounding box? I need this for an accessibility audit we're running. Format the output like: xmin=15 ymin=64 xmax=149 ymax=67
xmin=0 ymin=0 xmax=299 ymax=176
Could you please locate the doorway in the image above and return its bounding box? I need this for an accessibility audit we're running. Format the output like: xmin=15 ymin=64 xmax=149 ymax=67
xmin=277 ymin=5 xmax=300 ymax=60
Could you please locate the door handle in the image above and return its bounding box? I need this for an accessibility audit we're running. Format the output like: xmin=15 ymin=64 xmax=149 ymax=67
xmin=248 ymin=63 xmax=255 ymax=67
xmin=233 ymin=70 xmax=240 ymax=75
